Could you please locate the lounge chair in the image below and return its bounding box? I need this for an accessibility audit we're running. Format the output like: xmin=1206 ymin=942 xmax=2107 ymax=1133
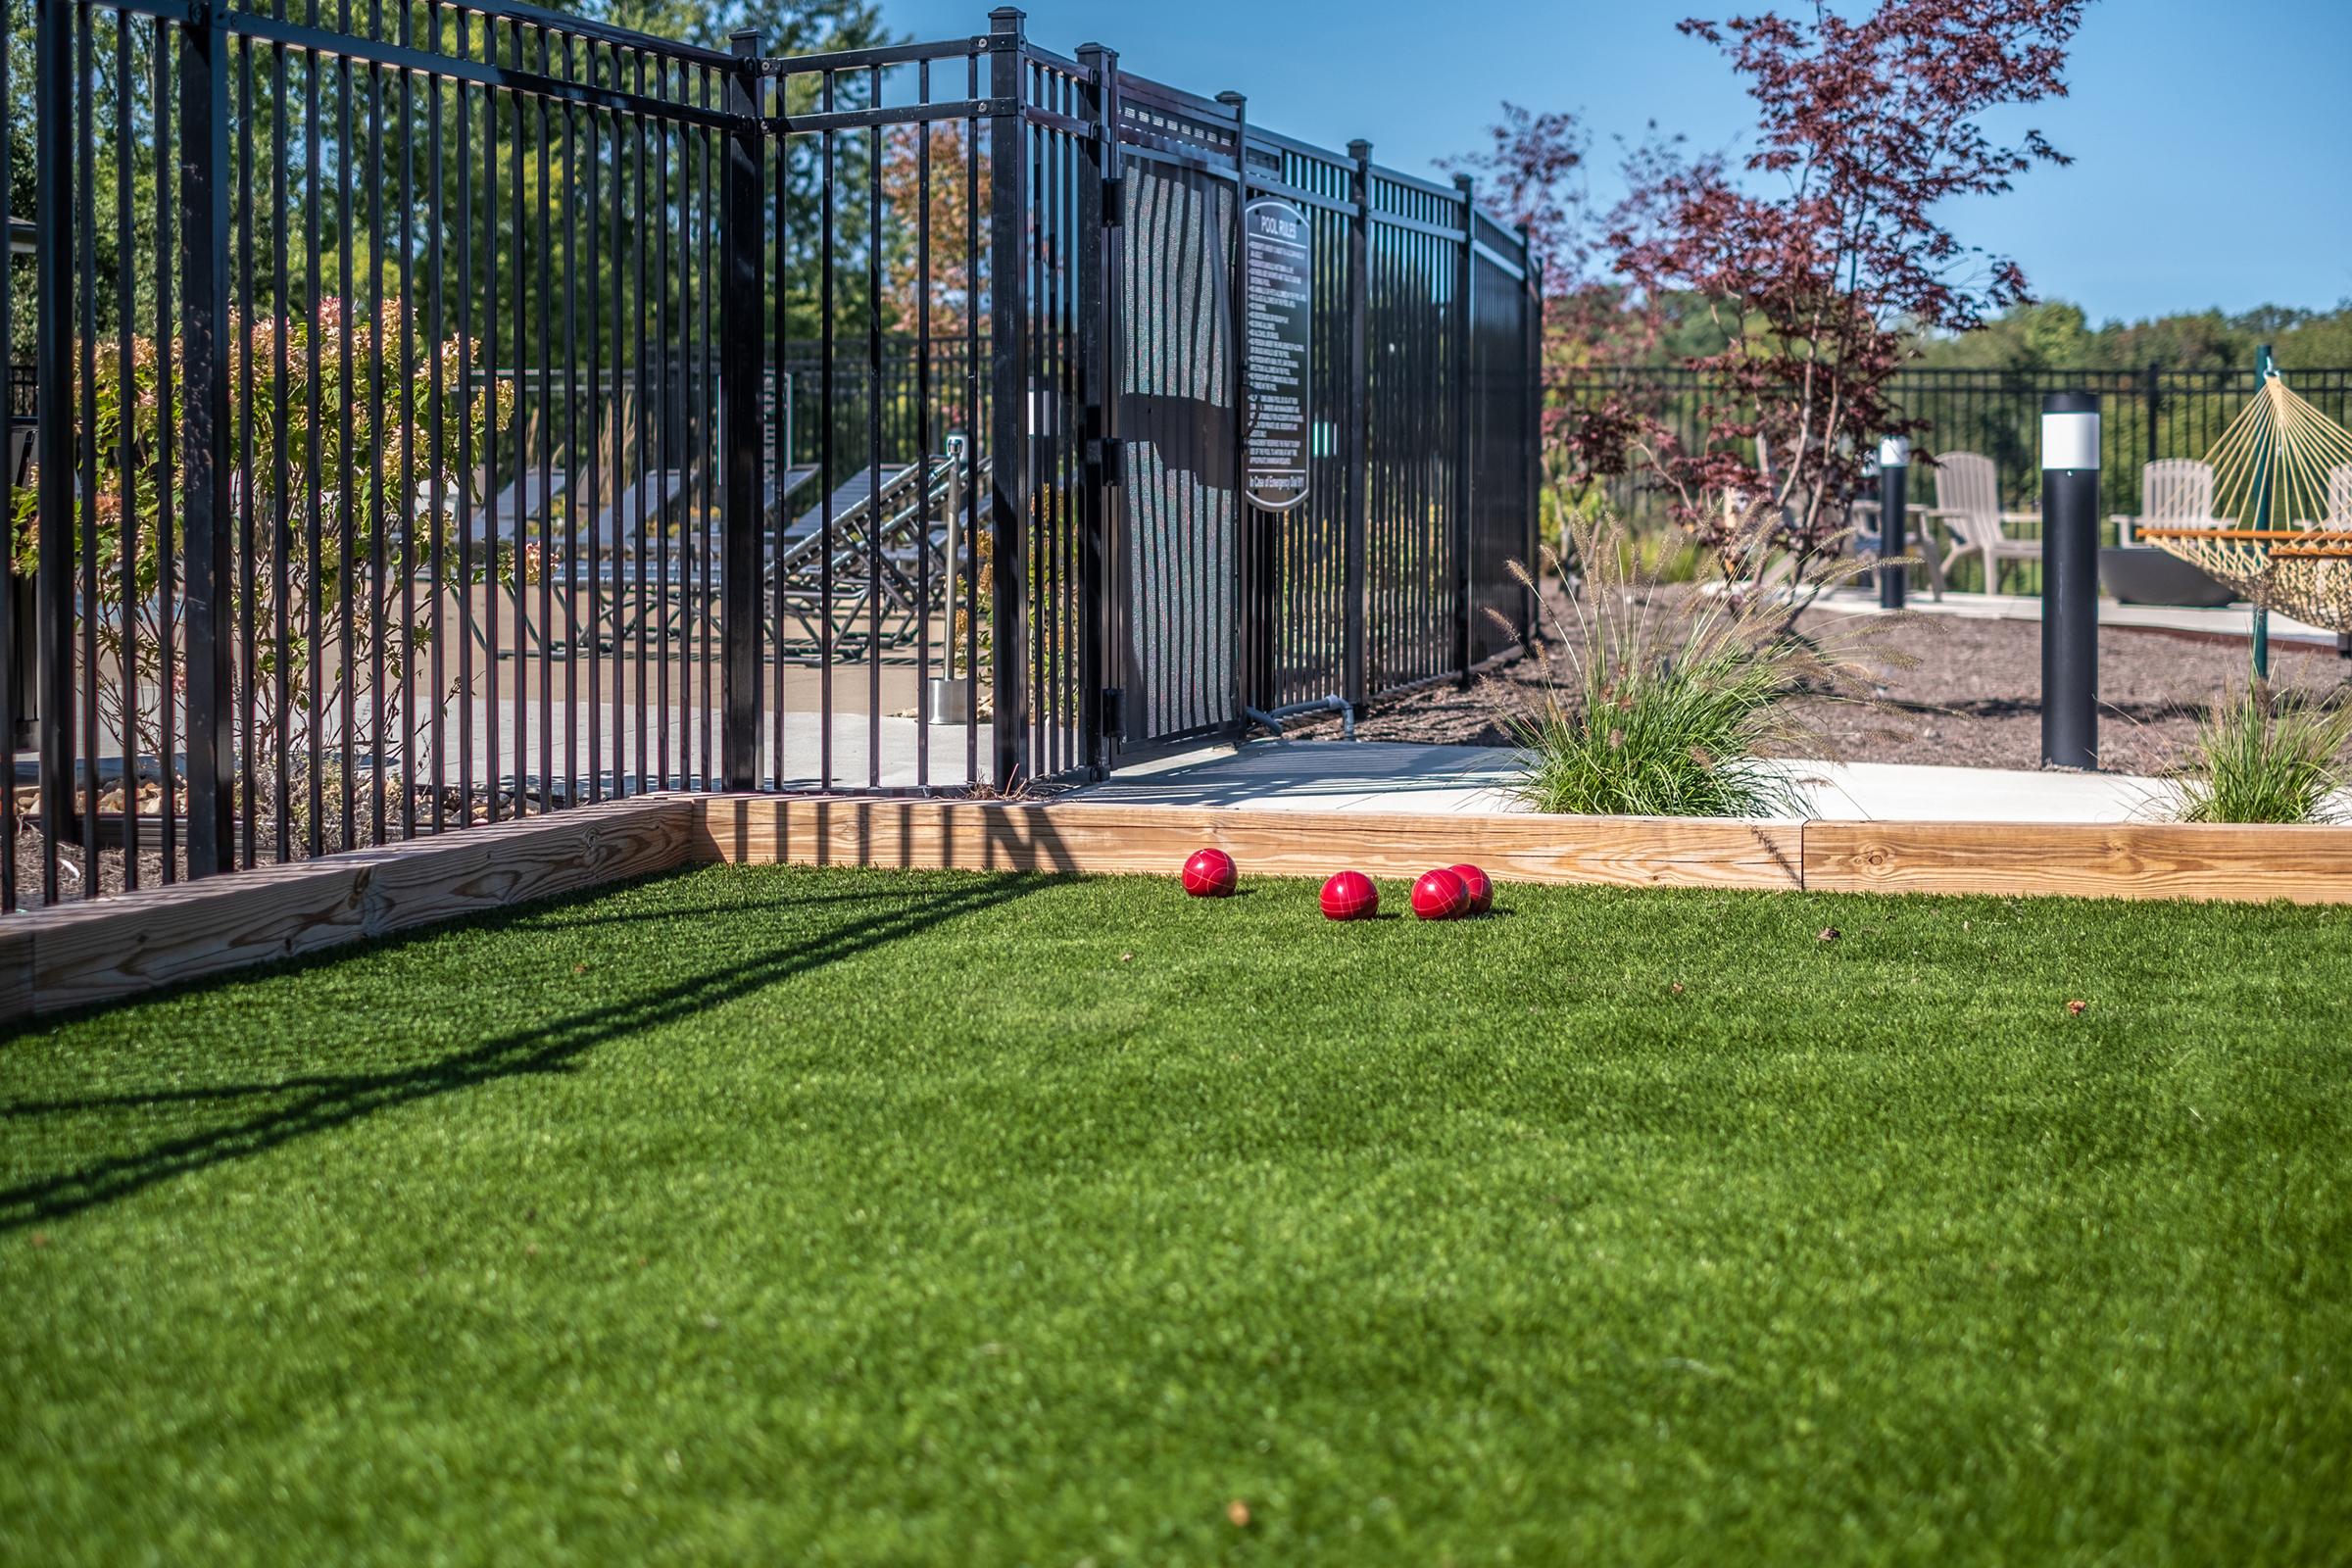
xmin=1845 ymin=491 xmax=1946 ymax=601
xmin=767 ymin=463 xmax=928 ymax=656
xmin=465 ymin=469 xmax=570 ymax=546
xmin=766 ymin=463 xmax=821 ymax=520
xmin=1927 ymin=451 xmax=2041 ymax=593
xmin=2108 ymin=458 xmax=2218 ymax=545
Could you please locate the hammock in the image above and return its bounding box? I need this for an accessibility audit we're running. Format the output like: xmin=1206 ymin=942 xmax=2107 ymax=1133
xmin=2138 ymin=369 xmax=2352 ymax=630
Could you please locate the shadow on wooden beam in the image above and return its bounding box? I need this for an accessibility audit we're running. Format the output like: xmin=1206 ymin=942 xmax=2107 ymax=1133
xmin=691 ymin=796 xmax=1804 ymax=891
xmin=1 ymin=797 xmax=696 ymax=1021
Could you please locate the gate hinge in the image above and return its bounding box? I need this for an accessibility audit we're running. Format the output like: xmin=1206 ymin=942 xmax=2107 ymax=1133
xmin=1089 ymin=437 xmax=1125 ymax=487
xmin=1100 ymin=687 xmax=1124 ymax=739
xmin=1101 ymin=174 xmax=1124 ymax=227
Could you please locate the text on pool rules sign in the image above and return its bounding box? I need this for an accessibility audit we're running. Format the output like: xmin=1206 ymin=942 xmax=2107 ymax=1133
xmin=1243 ymin=197 xmax=1312 ymax=513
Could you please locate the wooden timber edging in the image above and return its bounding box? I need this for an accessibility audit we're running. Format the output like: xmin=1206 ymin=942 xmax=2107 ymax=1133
xmin=692 ymin=795 xmax=2352 ymax=907
xmin=1799 ymin=818 xmax=2352 ymax=904
xmin=691 ymin=796 xmax=1809 ymax=891
xmin=0 ymin=796 xmax=696 ymax=1021
xmin=9 ymin=793 xmax=2352 ymax=1021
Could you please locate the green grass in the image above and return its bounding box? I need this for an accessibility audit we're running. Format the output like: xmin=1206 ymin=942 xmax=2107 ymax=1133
xmin=2171 ymin=686 xmax=2352 ymax=824
xmin=5 ymin=864 xmax=2351 ymax=1566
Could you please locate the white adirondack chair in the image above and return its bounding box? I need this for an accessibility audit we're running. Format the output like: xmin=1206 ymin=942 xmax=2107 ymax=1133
xmin=1926 ymin=451 xmax=2041 ymax=593
xmin=1843 ymin=491 xmax=1946 ymax=600
xmin=2282 ymin=463 xmax=2352 ymax=532
xmin=2108 ymin=458 xmax=2218 ymax=545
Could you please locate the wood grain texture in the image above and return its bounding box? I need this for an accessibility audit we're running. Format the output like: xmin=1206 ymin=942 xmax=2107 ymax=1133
xmin=0 ymin=922 xmax=31 ymax=1019
xmin=692 ymin=797 xmax=1807 ymax=892
xmin=1801 ymin=819 xmax=2352 ymax=904
xmin=4 ymin=797 xmax=694 ymax=1020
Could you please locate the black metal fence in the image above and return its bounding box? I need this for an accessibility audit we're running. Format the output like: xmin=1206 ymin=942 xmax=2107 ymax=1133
xmin=0 ymin=1 xmax=1541 ymax=909
xmin=1552 ymin=365 xmax=2352 ymax=538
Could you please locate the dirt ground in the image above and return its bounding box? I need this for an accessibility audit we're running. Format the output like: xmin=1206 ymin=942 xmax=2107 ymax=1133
xmin=1287 ymin=589 xmax=2351 ymax=777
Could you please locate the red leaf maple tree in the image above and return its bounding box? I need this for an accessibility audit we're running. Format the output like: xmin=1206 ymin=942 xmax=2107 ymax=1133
xmin=1474 ymin=0 xmax=2087 ymax=570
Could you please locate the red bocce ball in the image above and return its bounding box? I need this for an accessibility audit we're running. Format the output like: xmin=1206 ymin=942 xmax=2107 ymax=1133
xmin=1319 ymin=869 xmax=1379 ymax=921
xmin=1410 ymin=866 xmax=1471 ymax=921
xmin=1447 ymin=863 xmax=1494 ymax=916
xmin=1181 ymin=847 xmax=1238 ymax=898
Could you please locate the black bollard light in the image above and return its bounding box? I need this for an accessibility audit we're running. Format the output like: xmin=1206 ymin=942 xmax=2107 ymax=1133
xmin=2040 ymin=392 xmax=2100 ymax=769
xmin=1877 ymin=436 xmax=1909 ymax=610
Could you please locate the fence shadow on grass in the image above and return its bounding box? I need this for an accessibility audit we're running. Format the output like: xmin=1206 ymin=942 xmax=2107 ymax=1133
xmin=0 ymin=871 xmax=1051 ymax=1233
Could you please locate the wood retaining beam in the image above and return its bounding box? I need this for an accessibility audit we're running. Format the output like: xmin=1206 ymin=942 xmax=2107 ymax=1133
xmin=691 ymin=797 xmax=1808 ymax=892
xmin=1 ymin=797 xmax=695 ymax=1019
xmin=9 ymin=793 xmax=2352 ymax=1021
xmin=698 ymin=798 xmax=2352 ymax=905
xmin=1802 ymin=819 xmax=2352 ymax=905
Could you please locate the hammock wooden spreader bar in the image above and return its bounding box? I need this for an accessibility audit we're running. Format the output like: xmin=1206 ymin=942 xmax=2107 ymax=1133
xmin=2143 ymin=370 xmax=2352 ymax=630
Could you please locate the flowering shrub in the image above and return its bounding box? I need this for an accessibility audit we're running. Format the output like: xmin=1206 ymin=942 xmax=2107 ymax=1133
xmin=10 ymin=298 xmax=515 ymax=784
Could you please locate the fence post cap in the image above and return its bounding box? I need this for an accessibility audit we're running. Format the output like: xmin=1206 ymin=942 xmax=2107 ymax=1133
xmin=1347 ymin=138 xmax=1372 ymax=160
xmin=989 ymin=7 xmax=1025 ymax=31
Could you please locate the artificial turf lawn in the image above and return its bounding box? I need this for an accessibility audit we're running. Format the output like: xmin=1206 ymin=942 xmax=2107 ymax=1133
xmin=3 ymin=865 xmax=2350 ymax=1566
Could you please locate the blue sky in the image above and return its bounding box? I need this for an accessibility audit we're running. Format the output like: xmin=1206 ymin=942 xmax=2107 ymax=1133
xmin=886 ymin=0 xmax=2352 ymax=323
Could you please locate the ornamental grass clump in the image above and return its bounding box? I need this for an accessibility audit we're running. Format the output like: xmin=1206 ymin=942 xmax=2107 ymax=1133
xmin=2168 ymin=685 xmax=2352 ymax=825
xmin=1493 ymin=508 xmax=1893 ymax=818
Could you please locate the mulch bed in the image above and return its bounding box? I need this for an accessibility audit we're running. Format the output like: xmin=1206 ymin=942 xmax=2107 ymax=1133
xmin=1287 ymin=588 xmax=2350 ymax=777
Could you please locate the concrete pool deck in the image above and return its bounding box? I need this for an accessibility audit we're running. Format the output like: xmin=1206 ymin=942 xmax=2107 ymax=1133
xmin=1812 ymin=584 xmax=2344 ymax=648
xmin=1072 ymin=740 xmax=2177 ymax=824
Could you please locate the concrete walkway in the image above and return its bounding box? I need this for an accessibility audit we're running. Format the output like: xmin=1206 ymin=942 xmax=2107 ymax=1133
xmin=1815 ymin=585 xmax=2341 ymax=648
xmin=1073 ymin=740 xmax=2176 ymax=824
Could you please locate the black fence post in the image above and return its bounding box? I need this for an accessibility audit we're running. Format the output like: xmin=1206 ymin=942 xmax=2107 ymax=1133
xmin=986 ymin=6 xmax=1030 ymax=789
xmin=1077 ymin=41 xmax=1118 ymax=778
xmin=1343 ymin=138 xmax=1370 ymax=716
xmin=2040 ymin=392 xmax=2099 ymax=769
xmin=1451 ymin=172 xmax=1474 ymax=686
xmin=1218 ymin=89 xmax=1267 ymax=718
xmin=33 ymin=0 xmax=75 ymax=899
xmin=1877 ymin=436 xmax=1908 ymax=612
xmin=177 ymin=0 xmax=235 ymax=875
xmin=1522 ymin=230 xmax=1542 ymax=642
xmin=718 ymin=29 xmax=764 ymax=792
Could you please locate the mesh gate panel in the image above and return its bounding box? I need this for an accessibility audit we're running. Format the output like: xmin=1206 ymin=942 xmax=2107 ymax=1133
xmin=1118 ymin=160 xmax=1238 ymax=748
xmin=1470 ymin=249 xmax=1533 ymax=661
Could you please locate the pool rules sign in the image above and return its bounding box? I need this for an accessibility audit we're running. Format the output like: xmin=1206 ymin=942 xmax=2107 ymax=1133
xmin=1242 ymin=197 xmax=1312 ymax=513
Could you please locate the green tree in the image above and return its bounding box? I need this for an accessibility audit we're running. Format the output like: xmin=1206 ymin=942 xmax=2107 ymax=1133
xmin=1910 ymin=299 xmax=2352 ymax=371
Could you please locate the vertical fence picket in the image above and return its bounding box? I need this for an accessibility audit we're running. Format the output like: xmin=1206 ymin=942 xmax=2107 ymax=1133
xmin=33 ymin=0 xmax=75 ymax=902
xmin=179 ymin=1 xmax=234 ymax=877
xmin=1344 ymin=139 xmax=1370 ymax=717
xmin=986 ymin=6 xmax=1029 ymax=790
xmin=718 ymin=30 xmax=761 ymax=792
